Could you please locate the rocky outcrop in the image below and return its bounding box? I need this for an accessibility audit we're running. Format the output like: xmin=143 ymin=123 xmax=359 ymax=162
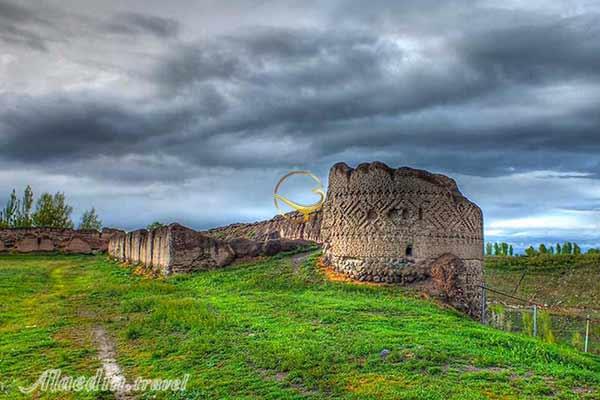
xmin=430 ymin=253 xmax=483 ymax=317
xmin=108 ymin=223 xmax=312 ymax=275
xmin=0 ymin=228 xmax=122 ymax=254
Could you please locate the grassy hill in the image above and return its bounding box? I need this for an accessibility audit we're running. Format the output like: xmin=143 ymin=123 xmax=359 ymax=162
xmin=0 ymin=253 xmax=599 ymax=399
xmin=485 ymin=255 xmax=600 ymax=317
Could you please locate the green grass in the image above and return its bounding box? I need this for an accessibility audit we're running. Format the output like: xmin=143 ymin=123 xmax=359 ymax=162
xmin=0 ymin=253 xmax=599 ymax=399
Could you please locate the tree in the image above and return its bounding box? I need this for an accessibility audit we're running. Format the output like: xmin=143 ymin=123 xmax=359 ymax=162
xmin=79 ymin=207 xmax=102 ymax=230
xmin=539 ymin=244 xmax=547 ymax=254
xmin=509 ymin=245 xmax=514 ymax=256
xmin=486 ymin=242 xmax=493 ymax=256
xmin=147 ymin=221 xmax=165 ymax=231
xmin=494 ymin=242 xmax=500 ymax=256
xmin=32 ymin=192 xmax=74 ymax=228
xmin=573 ymin=243 xmax=581 ymax=255
xmin=556 ymin=243 xmax=561 ymax=255
xmin=564 ymin=242 xmax=573 ymax=255
xmin=549 ymin=246 xmax=555 ymax=255
xmin=501 ymin=242 xmax=509 ymax=256
xmin=525 ymin=246 xmax=537 ymax=257
xmin=0 ymin=189 xmax=19 ymax=228
xmin=15 ymin=186 xmax=34 ymax=227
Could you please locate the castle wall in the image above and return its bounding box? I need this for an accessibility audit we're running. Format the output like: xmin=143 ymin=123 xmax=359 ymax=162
xmin=206 ymin=211 xmax=322 ymax=243
xmin=108 ymin=223 xmax=311 ymax=275
xmin=0 ymin=228 xmax=121 ymax=254
xmin=108 ymin=161 xmax=484 ymax=317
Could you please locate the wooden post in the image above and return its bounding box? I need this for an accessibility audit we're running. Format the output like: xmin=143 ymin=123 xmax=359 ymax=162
xmin=481 ymin=286 xmax=487 ymax=324
xmin=584 ymin=315 xmax=590 ymax=353
xmin=533 ymin=305 xmax=538 ymax=337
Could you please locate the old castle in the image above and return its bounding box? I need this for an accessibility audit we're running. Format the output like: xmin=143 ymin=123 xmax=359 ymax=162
xmin=0 ymin=162 xmax=484 ymax=316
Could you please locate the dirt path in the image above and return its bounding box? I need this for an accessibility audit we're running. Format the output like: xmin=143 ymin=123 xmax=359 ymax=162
xmin=290 ymin=252 xmax=311 ymax=273
xmin=92 ymin=326 xmax=132 ymax=400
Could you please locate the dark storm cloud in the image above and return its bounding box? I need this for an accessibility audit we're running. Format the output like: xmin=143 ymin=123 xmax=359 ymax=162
xmin=458 ymin=14 xmax=600 ymax=83
xmin=105 ymin=12 xmax=180 ymax=38
xmin=0 ymin=93 xmax=195 ymax=164
xmin=0 ymin=0 xmax=45 ymax=23
xmin=0 ymin=23 xmax=47 ymax=51
xmin=4 ymin=18 xmax=600 ymax=181
xmin=1 ymin=0 xmax=600 ymax=238
xmin=0 ymin=0 xmax=51 ymax=51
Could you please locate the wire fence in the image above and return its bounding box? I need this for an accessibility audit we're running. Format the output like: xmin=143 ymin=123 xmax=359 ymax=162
xmin=480 ymin=285 xmax=599 ymax=355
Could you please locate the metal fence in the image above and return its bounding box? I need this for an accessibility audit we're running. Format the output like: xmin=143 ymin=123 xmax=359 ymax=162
xmin=480 ymin=285 xmax=598 ymax=354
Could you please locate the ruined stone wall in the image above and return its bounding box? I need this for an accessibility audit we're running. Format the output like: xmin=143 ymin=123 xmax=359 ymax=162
xmin=108 ymin=223 xmax=310 ymax=275
xmin=0 ymin=227 xmax=121 ymax=254
xmin=206 ymin=211 xmax=322 ymax=243
xmin=110 ymin=161 xmax=484 ymax=316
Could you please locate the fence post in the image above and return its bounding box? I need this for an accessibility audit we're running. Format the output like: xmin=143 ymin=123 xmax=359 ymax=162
xmin=481 ymin=286 xmax=487 ymax=324
xmin=532 ymin=304 xmax=537 ymax=337
xmin=584 ymin=315 xmax=590 ymax=353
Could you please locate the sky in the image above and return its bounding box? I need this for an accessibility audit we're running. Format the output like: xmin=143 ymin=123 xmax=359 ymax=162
xmin=1 ymin=0 xmax=599 ymax=251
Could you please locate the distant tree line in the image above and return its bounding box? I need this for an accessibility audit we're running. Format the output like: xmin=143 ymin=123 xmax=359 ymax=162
xmin=485 ymin=242 xmax=514 ymax=256
xmin=0 ymin=186 xmax=101 ymax=230
xmin=486 ymin=241 xmax=597 ymax=257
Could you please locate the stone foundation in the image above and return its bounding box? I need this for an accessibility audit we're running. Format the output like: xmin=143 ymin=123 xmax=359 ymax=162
xmin=0 ymin=228 xmax=122 ymax=254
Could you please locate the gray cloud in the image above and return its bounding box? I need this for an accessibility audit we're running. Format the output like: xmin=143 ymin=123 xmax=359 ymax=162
xmin=105 ymin=12 xmax=180 ymax=38
xmin=0 ymin=0 xmax=51 ymax=51
xmin=1 ymin=0 xmax=599 ymax=244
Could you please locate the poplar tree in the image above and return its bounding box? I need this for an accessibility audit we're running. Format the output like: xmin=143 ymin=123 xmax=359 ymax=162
xmin=79 ymin=208 xmax=102 ymax=230
xmin=485 ymin=242 xmax=493 ymax=256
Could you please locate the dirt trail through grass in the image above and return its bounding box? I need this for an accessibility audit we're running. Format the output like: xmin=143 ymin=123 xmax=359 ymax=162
xmin=92 ymin=326 xmax=132 ymax=400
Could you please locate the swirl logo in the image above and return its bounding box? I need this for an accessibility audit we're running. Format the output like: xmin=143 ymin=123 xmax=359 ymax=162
xmin=274 ymin=171 xmax=326 ymax=222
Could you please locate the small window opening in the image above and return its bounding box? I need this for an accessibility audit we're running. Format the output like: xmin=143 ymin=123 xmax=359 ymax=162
xmin=418 ymin=207 xmax=423 ymax=220
xmin=402 ymin=208 xmax=409 ymax=219
xmin=367 ymin=209 xmax=377 ymax=220
xmin=37 ymin=237 xmax=42 ymax=245
xmin=406 ymin=245 xmax=413 ymax=257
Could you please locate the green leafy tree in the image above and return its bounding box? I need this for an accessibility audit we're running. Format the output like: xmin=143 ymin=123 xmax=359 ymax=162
xmin=485 ymin=242 xmax=493 ymax=256
xmin=147 ymin=221 xmax=165 ymax=231
xmin=501 ymin=242 xmax=509 ymax=256
xmin=549 ymin=246 xmax=554 ymax=255
xmin=588 ymin=248 xmax=600 ymax=254
xmin=573 ymin=243 xmax=581 ymax=255
xmin=525 ymin=246 xmax=537 ymax=257
xmin=15 ymin=186 xmax=34 ymax=227
xmin=494 ymin=242 xmax=500 ymax=256
xmin=509 ymin=245 xmax=514 ymax=256
xmin=79 ymin=207 xmax=102 ymax=230
xmin=556 ymin=243 xmax=561 ymax=255
xmin=539 ymin=244 xmax=547 ymax=254
xmin=564 ymin=242 xmax=573 ymax=255
xmin=0 ymin=189 xmax=19 ymax=227
xmin=32 ymin=192 xmax=74 ymax=228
